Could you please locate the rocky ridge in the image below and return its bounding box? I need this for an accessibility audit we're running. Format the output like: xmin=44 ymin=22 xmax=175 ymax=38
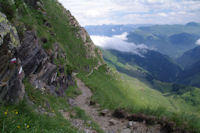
xmin=60 ymin=3 xmax=103 ymax=61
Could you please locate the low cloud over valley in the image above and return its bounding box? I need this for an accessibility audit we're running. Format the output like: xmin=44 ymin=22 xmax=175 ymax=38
xmin=91 ymin=32 xmax=149 ymax=56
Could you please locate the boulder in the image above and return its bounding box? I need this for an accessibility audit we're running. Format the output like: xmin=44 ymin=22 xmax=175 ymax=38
xmin=120 ymin=128 xmax=131 ymax=133
xmin=127 ymin=121 xmax=134 ymax=128
xmin=68 ymin=98 xmax=76 ymax=106
xmin=106 ymin=129 xmax=115 ymax=133
xmin=109 ymin=119 xmax=117 ymax=126
xmin=100 ymin=109 xmax=109 ymax=116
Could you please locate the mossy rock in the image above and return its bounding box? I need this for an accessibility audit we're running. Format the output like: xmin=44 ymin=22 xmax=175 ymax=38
xmin=0 ymin=12 xmax=20 ymax=48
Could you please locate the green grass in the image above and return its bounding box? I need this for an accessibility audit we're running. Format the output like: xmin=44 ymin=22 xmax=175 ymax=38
xmin=0 ymin=79 xmax=79 ymax=133
xmin=0 ymin=102 xmax=78 ymax=133
xmin=120 ymin=73 xmax=174 ymax=110
xmin=78 ymin=65 xmax=169 ymax=111
xmin=72 ymin=107 xmax=104 ymax=133
xmin=0 ymin=78 xmax=105 ymax=133
xmin=65 ymin=85 xmax=81 ymax=98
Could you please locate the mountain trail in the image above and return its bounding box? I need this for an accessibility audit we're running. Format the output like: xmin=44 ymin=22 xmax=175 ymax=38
xmin=71 ymin=77 xmax=164 ymax=133
xmin=86 ymin=65 xmax=101 ymax=77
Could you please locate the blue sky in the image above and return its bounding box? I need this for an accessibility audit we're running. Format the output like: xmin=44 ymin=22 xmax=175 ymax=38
xmin=58 ymin=0 xmax=200 ymax=26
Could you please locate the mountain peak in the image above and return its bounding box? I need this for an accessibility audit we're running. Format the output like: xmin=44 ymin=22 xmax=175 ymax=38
xmin=186 ymin=22 xmax=200 ymax=26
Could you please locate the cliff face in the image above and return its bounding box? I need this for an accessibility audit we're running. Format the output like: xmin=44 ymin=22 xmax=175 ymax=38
xmin=18 ymin=30 xmax=74 ymax=97
xmin=0 ymin=12 xmax=72 ymax=103
xmin=0 ymin=12 xmax=24 ymax=103
xmin=0 ymin=0 xmax=103 ymax=103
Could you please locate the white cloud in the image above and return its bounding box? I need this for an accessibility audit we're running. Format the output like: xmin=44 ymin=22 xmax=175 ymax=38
xmin=158 ymin=13 xmax=168 ymax=17
xmin=91 ymin=33 xmax=148 ymax=56
xmin=58 ymin=0 xmax=200 ymax=26
xmin=112 ymin=29 xmax=116 ymax=32
xmin=113 ymin=32 xmax=128 ymax=40
xmin=196 ymin=39 xmax=200 ymax=46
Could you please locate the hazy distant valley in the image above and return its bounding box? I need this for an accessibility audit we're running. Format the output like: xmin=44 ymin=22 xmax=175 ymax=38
xmin=86 ymin=23 xmax=200 ymax=88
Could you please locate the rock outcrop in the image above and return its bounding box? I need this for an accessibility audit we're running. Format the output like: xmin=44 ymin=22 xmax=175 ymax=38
xmin=18 ymin=30 xmax=48 ymax=76
xmin=0 ymin=12 xmax=25 ymax=103
xmin=18 ymin=30 xmax=74 ymax=97
xmin=0 ymin=11 xmax=74 ymax=103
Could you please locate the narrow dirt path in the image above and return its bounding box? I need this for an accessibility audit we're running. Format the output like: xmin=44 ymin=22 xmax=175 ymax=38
xmin=75 ymin=78 xmax=126 ymax=133
xmin=86 ymin=65 xmax=100 ymax=77
xmin=73 ymin=78 xmax=163 ymax=133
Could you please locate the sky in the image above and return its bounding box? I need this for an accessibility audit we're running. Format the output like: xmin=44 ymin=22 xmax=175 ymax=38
xmin=58 ymin=0 xmax=200 ymax=26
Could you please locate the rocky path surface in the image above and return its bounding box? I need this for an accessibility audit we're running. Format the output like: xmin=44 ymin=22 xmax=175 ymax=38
xmin=73 ymin=78 xmax=163 ymax=133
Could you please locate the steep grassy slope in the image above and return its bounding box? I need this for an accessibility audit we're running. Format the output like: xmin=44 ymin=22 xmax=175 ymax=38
xmin=79 ymin=65 xmax=172 ymax=112
xmin=97 ymin=49 xmax=200 ymax=131
xmin=16 ymin=0 xmax=101 ymax=71
xmin=78 ymin=64 xmax=200 ymax=132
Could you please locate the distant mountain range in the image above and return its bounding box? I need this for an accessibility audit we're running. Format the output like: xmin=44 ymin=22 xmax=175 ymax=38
xmin=86 ymin=23 xmax=200 ymax=58
xmin=127 ymin=23 xmax=200 ymax=58
xmin=177 ymin=46 xmax=200 ymax=69
xmin=85 ymin=24 xmax=151 ymax=36
xmin=176 ymin=46 xmax=200 ymax=87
